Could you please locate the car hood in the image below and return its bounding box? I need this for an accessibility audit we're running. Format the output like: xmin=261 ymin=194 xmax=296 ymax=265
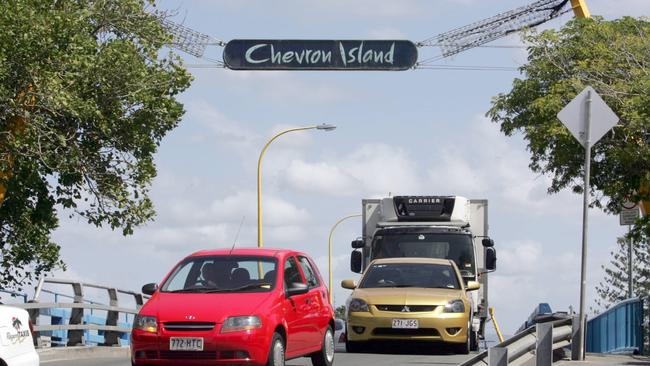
xmin=141 ymin=292 xmax=275 ymax=324
xmin=351 ymin=287 xmax=465 ymax=306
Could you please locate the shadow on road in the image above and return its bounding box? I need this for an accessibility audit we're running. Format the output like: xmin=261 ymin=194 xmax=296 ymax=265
xmin=350 ymin=340 xmax=469 ymax=356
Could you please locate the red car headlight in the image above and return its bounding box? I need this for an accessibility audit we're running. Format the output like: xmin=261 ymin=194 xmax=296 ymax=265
xmin=134 ymin=315 xmax=158 ymax=333
xmin=221 ymin=316 xmax=262 ymax=333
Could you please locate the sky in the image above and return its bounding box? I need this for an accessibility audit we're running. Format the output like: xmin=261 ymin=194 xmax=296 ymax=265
xmin=9 ymin=0 xmax=650 ymax=335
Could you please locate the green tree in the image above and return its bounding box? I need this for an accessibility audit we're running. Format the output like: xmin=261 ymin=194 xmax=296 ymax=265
xmin=487 ymin=17 xmax=650 ymax=216
xmin=0 ymin=0 xmax=192 ymax=290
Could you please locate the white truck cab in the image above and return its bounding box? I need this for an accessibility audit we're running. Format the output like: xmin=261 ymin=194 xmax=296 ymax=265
xmin=0 ymin=305 xmax=39 ymax=366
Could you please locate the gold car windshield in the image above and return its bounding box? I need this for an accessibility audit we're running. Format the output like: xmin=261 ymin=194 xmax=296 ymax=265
xmin=359 ymin=263 xmax=460 ymax=290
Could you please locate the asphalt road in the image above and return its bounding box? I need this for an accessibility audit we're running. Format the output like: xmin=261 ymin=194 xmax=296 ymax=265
xmin=41 ymin=343 xmax=475 ymax=366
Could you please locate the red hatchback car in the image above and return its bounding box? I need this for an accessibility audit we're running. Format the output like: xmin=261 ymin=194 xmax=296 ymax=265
xmin=131 ymin=248 xmax=335 ymax=366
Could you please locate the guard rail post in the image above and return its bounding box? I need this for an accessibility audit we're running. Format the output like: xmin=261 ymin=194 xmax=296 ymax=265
xmin=536 ymin=322 xmax=552 ymax=365
xmin=571 ymin=315 xmax=581 ymax=360
xmin=103 ymin=288 xmax=119 ymax=346
xmin=489 ymin=346 xmax=508 ymax=366
xmin=67 ymin=282 xmax=85 ymax=346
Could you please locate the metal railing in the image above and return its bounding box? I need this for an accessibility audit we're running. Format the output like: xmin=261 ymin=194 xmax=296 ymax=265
xmin=460 ymin=317 xmax=576 ymax=366
xmin=586 ymin=297 xmax=645 ymax=354
xmin=12 ymin=278 xmax=149 ymax=347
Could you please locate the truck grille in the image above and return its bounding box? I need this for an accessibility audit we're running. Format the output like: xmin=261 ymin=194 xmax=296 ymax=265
xmin=375 ymin=305 xmax=437 ymax=312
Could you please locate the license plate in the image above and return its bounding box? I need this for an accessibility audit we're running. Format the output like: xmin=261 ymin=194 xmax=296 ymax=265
xmin=170 ymin=337 xmax=204 ymax=351
xmin=392 ymin=319 xmax=419 ymax=329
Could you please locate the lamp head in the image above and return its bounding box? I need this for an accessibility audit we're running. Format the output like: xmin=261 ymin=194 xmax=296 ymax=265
xmin=316 ymin=123 xmax=337 ymax=131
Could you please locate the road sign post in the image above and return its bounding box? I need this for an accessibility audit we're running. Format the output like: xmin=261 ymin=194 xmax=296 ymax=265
xmin=620 ymin=203 xmax=639 ymax=298
xmin=557 ymin=86 xmax=619 ymax=360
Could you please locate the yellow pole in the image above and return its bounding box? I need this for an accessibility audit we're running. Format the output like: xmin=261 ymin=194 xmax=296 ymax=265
xmin=489 ymin=307 xmax=505 ymax=343
xmin=569 ymin=0 xmax=591 ymax=18
xmin=328 ymin=214 xmax=361 ymax=304
xmin=257 ymin=124 xmax=336 ymax=247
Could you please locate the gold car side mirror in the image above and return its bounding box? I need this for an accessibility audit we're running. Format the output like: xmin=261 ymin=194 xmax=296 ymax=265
xmin=466 ymin=281 xmax=480 ymax=291
xmin=341 ymin=279 xmax=357 ymax=289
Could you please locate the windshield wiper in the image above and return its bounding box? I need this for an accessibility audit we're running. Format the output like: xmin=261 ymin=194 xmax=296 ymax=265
xmin=203 ymin=283 xmax=272 ymax=293
xmin=168 ymin=286 xmax=223 ymax=293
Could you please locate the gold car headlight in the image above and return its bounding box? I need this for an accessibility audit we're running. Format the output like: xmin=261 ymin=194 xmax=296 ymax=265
xmin=443 ymin=300 xmax=465 ymax=313
xmin=348 ymin=298 xmax=369 ymax=312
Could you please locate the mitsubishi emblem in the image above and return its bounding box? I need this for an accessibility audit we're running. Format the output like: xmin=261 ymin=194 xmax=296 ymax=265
xmin=401 ymin=306 xmax=410 ymax=312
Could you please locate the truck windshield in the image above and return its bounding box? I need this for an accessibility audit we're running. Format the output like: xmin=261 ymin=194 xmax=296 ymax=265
xmin=371 ymin=233 xmax=475 ymax=277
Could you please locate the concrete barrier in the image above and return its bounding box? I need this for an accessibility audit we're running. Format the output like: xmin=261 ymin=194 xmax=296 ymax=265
xmin=38 ymin=346 xmax=130 ymax=362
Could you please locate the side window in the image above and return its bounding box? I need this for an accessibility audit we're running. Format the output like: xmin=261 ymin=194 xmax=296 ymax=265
xmin=298 ymin=256 xmax=320 ymax=288
xmin=284 ymin=257 xmax=304 ymax=289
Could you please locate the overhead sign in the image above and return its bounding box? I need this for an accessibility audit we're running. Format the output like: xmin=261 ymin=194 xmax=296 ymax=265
xmin=557 ymin=86 xmax=619 ymax=147
xmin=223 ymin=39 xmax=418 ymax=71
xmin=620 ymin=202 xmax=640 ymax=226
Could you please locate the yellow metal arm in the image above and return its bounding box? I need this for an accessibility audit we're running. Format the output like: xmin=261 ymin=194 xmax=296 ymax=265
xmin=570 ymin=0 xmax=591 ymax=18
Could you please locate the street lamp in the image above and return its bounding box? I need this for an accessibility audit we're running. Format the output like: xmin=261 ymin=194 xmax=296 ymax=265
xmin=257 ymin=123 xmax=336 ymax=247
xmin=328 ymin=213 xmax=361 ymax=304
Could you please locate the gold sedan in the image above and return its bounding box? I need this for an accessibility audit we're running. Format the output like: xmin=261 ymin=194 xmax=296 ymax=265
xmin=341 ymin=257 xmax=480 ymax=354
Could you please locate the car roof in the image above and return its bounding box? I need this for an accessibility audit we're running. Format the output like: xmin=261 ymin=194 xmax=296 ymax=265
xmin=188 ymin=247 xmax=303 ymax=258
xmin=369 ymin=257 xmax=454 ymax=266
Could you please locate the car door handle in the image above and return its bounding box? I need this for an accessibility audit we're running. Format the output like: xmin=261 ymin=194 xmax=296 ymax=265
xmin=305 ymin=298 xmax=311 ymax=304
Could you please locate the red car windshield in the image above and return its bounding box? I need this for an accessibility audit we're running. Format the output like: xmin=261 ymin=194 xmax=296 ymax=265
xmin=160 ymin=256 xmax=278 ymax=293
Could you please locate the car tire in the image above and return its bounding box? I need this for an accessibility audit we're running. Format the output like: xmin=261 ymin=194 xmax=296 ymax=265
xmin=267 ymin=332 xmax=285 ymax=366
xmin=311 ymin=326 xmax=335 ymax=366
xmin=345 ymin=339 xmax=363 ymax=353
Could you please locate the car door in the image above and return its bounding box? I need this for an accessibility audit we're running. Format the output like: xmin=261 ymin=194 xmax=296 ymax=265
xmin=282 ymin=256 xmax=310 ymax=356
xmin=297 ymin=255 xmax=327 ymax=349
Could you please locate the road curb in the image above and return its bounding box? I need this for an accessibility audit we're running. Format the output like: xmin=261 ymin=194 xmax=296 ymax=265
xmin=37 ymin=346 xmax=130 ymax=362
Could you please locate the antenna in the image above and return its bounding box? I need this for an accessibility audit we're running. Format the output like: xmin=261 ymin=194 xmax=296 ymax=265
xmin=229 ymin=216 xmax=245 ymax=255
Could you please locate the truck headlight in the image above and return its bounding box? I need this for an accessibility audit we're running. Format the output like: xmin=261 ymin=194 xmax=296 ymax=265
xmin=444 ymin=300 xmax=465 ymax=313
xmin=221 ymin=316 xmax=262 ymax=333
xmin=134 ymin=315 xmax=157 ymax=333
xmin=348 ymin=298 xmax=369 ymax=312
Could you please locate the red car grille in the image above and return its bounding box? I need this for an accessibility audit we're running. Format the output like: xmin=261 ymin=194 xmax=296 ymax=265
xmin=163 ymin=322 xmax=216 ymax=331
xmin=159 ymin=351 xmax=218 ymax=360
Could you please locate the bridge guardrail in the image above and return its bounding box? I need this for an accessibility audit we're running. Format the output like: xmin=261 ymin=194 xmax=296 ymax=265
xmin=12 ymin=278 xmax=149 ymax=347
xmin=460 ymin=317 xmax=575 ymax=366
xmin=586 ymin=297 xmax=645 ymax=354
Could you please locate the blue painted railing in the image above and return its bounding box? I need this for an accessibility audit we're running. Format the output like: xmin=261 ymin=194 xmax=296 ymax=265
xmin=586 ymin=297 xmax=645 ymax=354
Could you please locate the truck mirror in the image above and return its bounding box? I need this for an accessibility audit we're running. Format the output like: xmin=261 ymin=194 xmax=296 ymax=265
xmin=351 ymin=239 xmax=364 ymax=249
xmin=485 ymin=247 xmax=497 ymax=271
xmin=351 ymin=250 xmax=362 ymax=273
xmin=482 ymin=238 xmax=494 ymax=247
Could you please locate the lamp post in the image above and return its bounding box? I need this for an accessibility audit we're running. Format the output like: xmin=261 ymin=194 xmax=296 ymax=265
xmin=328 ymin=213 xmax=361 ymax=304
xmin=257 ymin=123 xmax=336 ymax=247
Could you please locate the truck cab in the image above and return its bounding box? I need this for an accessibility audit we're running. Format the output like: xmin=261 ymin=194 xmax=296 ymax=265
xmin=349 ymin=196 xmax=497 ymax=346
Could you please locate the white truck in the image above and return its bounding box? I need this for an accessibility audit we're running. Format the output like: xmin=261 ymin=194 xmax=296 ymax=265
xmin=349 ymin=195 xmax=497 ymax=349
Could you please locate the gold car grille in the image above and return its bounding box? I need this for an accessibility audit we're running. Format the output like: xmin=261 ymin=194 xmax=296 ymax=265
xmin=375 ymin=305 xmax=437 ymax=312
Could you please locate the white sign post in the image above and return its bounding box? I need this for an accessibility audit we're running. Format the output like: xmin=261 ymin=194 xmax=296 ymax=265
xmin=557 ymin=86 xmax=619 ymax=361
xmin=620 ymin=202 xmax=639 ymax=300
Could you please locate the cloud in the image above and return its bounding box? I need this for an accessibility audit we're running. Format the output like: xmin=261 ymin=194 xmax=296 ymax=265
xmin=283 ymin=143 xmax=424 ymax=197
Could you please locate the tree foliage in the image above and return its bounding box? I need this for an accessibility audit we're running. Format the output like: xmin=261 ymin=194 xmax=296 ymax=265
xmin=0 ymin=0 xmax=192 ymax=290
xmin=487 ymin=17 xmax=650 ymax=215
xmin=594 ymin=235 xmax=650 ymax=310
